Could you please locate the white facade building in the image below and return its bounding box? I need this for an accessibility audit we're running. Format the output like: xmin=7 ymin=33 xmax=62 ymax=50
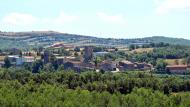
xmin=8 ymin=55 xmax=35 ymax=66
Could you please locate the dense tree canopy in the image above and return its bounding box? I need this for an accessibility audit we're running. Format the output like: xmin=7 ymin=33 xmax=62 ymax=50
xmin=0 ymin=68 xmax=190 ymax=107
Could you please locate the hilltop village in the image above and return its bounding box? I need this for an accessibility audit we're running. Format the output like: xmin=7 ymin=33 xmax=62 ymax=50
xmin=0 ymin=42 xmax=190 ymax=74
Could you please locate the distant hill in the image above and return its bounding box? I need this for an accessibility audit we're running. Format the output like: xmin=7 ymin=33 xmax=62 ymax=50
xmin=0 ymin=31 xmax=190 ymax=49
xmin=143 ymin=36 xmax=190 ymax=46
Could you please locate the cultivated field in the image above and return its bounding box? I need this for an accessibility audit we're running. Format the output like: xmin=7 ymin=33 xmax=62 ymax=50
xmin=130 ymin=48 xmax=154 ymax=53
xmin=164 ymin=59 xmax=186 ymax=65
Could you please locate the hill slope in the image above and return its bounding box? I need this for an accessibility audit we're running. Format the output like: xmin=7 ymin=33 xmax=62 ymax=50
xmin=0 ymin=31 xmax=190 ymax=49
xmin=144 ymin=36 xmax=190 ymax=46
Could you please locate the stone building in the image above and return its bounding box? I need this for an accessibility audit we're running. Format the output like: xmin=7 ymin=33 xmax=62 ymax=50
xmin=100 ymin=61 xmax=117 ymax=71
xmin=83 ymin=46 xmax=93 ymax=63
xmin=119 ymin=60 xmax=135 ymax=71
xmin=43 ymin=50 xmax=50 ymax=64
xmin=166 ymin=65 xmax=188 ymax=74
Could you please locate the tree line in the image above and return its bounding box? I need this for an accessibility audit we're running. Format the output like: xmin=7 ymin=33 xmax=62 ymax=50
xmin=1 ymin=68 xmax=190 ymax=94
xmin=1 ymin=69 xmax=190 ymax=106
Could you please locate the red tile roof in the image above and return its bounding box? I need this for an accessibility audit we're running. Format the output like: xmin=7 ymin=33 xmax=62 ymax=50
xmin=166 ymin=65 xmax=187 ymax=70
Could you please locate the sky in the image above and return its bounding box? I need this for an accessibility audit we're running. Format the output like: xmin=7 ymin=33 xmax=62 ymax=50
xmin=0 ymin=0 xmax=190 ymax=39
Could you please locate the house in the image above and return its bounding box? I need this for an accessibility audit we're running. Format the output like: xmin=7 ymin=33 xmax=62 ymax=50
xmin=22 ymin=56 xmax=35 ymax=63
xmin=144 ymin=64 xmax=153 ymax=71
xmin=64 ymin=61 xmax=95 ymax=72
xmin=51 ymin=42 xmax=74 ymax=50
xmin=93 ymin=52 xmax=109 ymax=57
xmin=63 ymin=45 xmax=74 ymax=50
xmin=55 ymin=56 xmax=65 ymax=65
xmin=55 ymin=56 xmax=76 ymax=65
xmin=135 ymin=62 xmax=144 ymax=69
xmin=119 ymin=60 xmax=135 ymax=71
xmin=166 ymin=65 xmax=188 ymax=74
xmin=134 ymin=62 xmax=152 ymax=71
xmin=22 ymin=51 xmax=37 ymax=56
xmin=56 ymin=56 xmax=82 ymax=65
xmin=8 ymin=55 xmax=23 ymax=66
xmin=7 ymin=55 xmax=35 ymax=66
xmin=64 ymin=56 xmax=77 ymax=61
xmin=100 ymin=61 xmax=117 ymax=72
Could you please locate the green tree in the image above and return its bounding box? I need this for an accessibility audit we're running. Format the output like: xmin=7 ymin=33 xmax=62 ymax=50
xmin=32 ymin=60 xmax=43 ymax=73
xmin=174 ymin=59 xmax=179 ymax=65
xmin=94 ymin=56 xmax=102 ymax=68
xmin=4 ymin=57 xmax=11 ymax=68
xmin=163 ymin=85 xmax=170 ymax=95
xmin=74 ymin=47 xmax=80 ymax=52
xmin=129 ymin=45 xmax=135 ymax=51
xmin=156 ymin=59 xmax=167 ymax=72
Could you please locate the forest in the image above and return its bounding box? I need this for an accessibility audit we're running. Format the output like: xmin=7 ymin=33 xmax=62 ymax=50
xmin=1 ymin=68 xmax=190 ymax=107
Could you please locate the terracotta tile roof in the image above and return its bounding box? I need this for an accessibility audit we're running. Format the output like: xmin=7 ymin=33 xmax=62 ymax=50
xmin=167 ymin=65 xmax=187 ymax=70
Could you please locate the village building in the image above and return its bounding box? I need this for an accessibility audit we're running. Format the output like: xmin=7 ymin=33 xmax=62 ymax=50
xmin=56 ymin=56 xmax=79 ymax=63
xmin=143 ymin=64 xmax=153 ymax=71
xmin=43 ymin=50 xmax=50 ymax=64
xmin=166 ymin=65 xmax=188 ymax=74
xmin=118 ymin=61 xmax=152 ymax=71
xmin=22 ymin=51 xmax=37 ymax=56
xmin=64 ymin=61 xmax=95 ymax=72
xmin=50 ymin=42 xmax=74 ymax=50
xmin=7 ymin=55 xmax=35 ymax=66
xmin=134 ymin=62 xmax=152 ymax=71
xmin=55 ymin=56 xmax=65 ymax=65
xmin=22 ymin=56 xmax=35 ymax=63
xmin=100 ymin=61 xmax=117 ymax=72
xmin=83 ymin=46 xmax=93 ymax=63
xmin=93 ymin=52 xmax=109 ymax=57
xmin=119 ymin=60 xmax=135 ymax=71
xmin=8 ymin=55 xmax=22 ymax=66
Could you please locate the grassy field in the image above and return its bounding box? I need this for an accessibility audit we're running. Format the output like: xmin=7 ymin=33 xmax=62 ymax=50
xmin=130 ymin=48 xmax=154 ymax=53
xmin=164 ymin=59 xmax=185 ymax=65
xmin=0 ymin=56 xmax=5 ymax=61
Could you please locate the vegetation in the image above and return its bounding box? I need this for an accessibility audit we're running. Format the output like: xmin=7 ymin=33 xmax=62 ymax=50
xmin=3 ymin=57 xmax=11 ymax=68
xmin=0 ymin=68 xmax=190 ymax=106
xmin=144 ymin=36 xmax=190 ymax=46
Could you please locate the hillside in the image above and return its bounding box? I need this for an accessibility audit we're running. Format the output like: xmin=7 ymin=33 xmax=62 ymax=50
xmin=0 ymin=31 xmax=190 ymax=49
xmin=143 ymin=36 xmax=190 ymax=46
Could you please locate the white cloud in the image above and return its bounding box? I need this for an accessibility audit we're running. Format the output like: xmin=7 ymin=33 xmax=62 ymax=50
xmin=2 ymin=13 xmax=38 ymax=26
xmin=1 ymin=12 xmax=79 ymax=26
xmin=155 ymin=0 xmax=190 ymax=14
xmin=53 ymin=12 xmax=78 ymax=24
xmin=96 ymin=12 xmax=126 ymax=24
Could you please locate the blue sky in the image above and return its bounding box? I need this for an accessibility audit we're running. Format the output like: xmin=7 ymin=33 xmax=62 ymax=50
xmin=0 ymin=0 xmax=190 ymax=39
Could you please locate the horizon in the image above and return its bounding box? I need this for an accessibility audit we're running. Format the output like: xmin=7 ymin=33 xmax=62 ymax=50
xmin=0 ymin=0 xmax=190 ymax=39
